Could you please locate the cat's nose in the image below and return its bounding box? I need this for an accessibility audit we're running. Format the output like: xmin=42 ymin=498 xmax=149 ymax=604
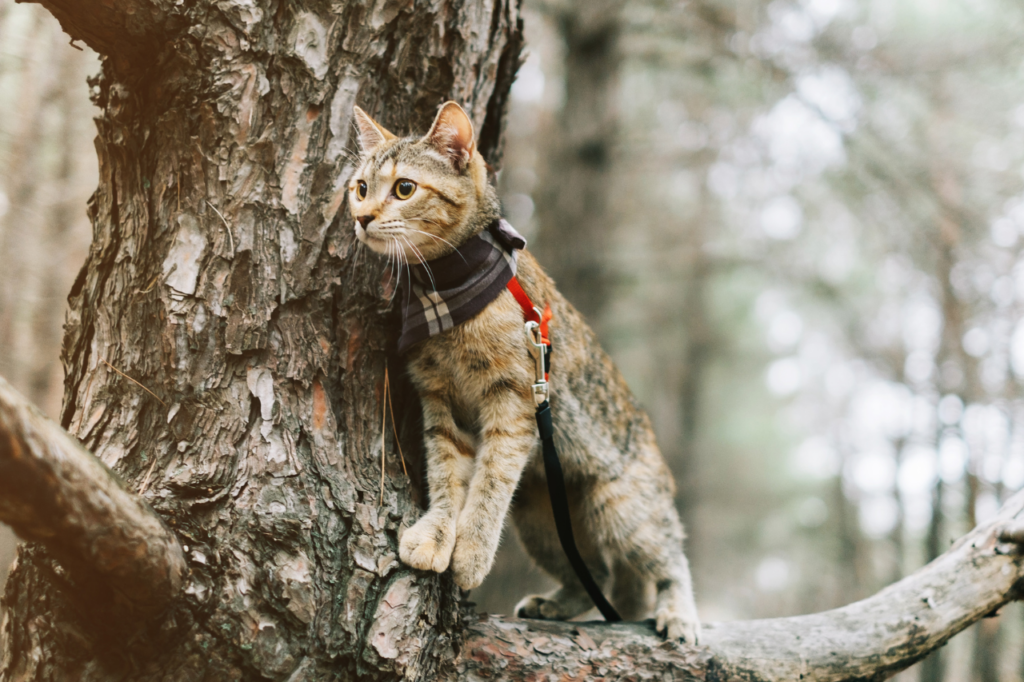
xmin=356 ymin=215 xmax=374 ymax=228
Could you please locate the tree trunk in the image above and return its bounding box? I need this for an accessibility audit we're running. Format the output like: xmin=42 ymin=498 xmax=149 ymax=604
xmin=1 ymin=0 xmax=523 ymax=679
xmin=672 ymin=180 xmax=716 ymax=560
xmin=4 ymin=2 xmax=1024 ymax=681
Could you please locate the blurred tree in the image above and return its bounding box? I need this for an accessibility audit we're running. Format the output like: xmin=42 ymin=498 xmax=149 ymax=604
xmin=530 ymin=0 xmax=624 ymax=330
xmin=0 ymin=1 xmax=97 ymax=589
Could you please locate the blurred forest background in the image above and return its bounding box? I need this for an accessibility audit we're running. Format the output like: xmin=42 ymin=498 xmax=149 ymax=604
xmin=2 ymin=0 xmax=1024 ymax=679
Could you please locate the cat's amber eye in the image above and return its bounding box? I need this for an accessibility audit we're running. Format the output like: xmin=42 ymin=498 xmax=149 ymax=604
xmin=355 ymin=181 xmax=368 ymax=200
xmin=394 ymin=179 xmax=416 ymax=200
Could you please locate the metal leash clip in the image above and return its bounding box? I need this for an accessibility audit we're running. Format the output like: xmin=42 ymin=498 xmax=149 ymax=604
xmin=525 ymin=310 xmax=548 ymax=406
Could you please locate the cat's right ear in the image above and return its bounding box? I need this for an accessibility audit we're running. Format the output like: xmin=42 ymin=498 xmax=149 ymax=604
xmin=423 ymin=101 xmax=475 ymax=171
xmin=353 ymin=106 xmax=396 ymax=154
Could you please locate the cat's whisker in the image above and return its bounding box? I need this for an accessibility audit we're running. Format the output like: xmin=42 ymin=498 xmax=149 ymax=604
xmin=385 ymin=239 xmax=398 ymax=289
xmin=386 ymin=237 xmax=407 ymax=304
xmin=395 ymin=236 xmax=407 ymax=280
xmin=393 ymin=239 xmax=403 ymax=287
xmin=397 ymin=233 xmax=424 ymax=274
xmin=409 ymin=243 xmax=442 ymax=299
xmin=407 ymin=217 xmax=462 ymax=243
xmin=403 ymin=260 xmax=412 ymax=307
xmin=403 ymin=235 xmax=439 ymax=297
xmin=376 ymin=223 xmax=468 ymax=265
xmin=335 ymin=152 xmax=360 ymax=167
xmin=337 ymin=144 xmax=361 ymax=160
xmin=401 ymin=235 xmax=428 ymax=266
xmin=401 ymin=235 xmax=439 ymax=299
xmin=401 ymin=227 xmax=468 ymax=261
xmin=402 ymin=237 xmax=430 ymax=284
xmin=381 ymin=239 xmax=390 ymax=286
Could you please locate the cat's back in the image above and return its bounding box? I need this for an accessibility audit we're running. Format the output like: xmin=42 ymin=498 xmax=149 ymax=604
xmin=514 ymin=251 xmax=669 ymax=483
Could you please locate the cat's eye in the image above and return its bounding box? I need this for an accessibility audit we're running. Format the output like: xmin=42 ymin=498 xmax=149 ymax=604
xmin=355 ymin=181 xmax=367 ymax=200
xmin=394 ymin=179 xmax=416 ymax=200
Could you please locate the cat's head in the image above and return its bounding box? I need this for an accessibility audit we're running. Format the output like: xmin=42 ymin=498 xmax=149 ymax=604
xmin=348 ymin=102 xmax=500 ymax=262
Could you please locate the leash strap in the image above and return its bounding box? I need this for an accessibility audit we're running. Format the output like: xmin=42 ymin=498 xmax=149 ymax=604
xmin=508 ymin=277 xmax=622 ymax=622
xmin=536 ymin=400 xmax=622 ymax=622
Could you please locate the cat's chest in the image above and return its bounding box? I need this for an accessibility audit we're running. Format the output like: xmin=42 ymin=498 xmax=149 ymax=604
xmin=407 ymin=292 xmax=532 ymax=407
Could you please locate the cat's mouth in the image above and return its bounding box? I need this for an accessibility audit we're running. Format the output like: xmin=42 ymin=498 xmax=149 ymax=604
xmin=356 ymin=221 xmax=438 ymax=264
xmin=354 ymin=222 xmax=390 ymax=254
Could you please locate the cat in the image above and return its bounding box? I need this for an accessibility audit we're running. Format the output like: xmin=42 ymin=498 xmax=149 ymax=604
xmin=348 ymin=101 xmax=701 ymax=643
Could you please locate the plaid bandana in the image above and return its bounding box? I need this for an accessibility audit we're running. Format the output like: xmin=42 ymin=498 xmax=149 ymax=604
xmin=397 ymin=219 xmax=526 ymax=354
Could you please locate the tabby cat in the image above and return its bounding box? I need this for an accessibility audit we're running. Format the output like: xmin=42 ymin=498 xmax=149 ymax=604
xmin=348 ymin=101 xmax=701 ymax=642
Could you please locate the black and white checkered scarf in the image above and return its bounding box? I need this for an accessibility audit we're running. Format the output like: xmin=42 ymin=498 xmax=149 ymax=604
xmin=397 ymin=219 xmax=526 ymax=354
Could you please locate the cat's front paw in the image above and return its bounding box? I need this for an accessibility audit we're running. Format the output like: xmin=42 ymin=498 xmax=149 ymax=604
xmin=450 ymin=537 xmax=493 ymax=590
xmin=399 ymin=514 xmax=455 ymax=573
xmin=656 ymin=607 xmax=702 ymax=644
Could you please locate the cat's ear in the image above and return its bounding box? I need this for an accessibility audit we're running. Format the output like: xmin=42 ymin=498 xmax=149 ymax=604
xmin=353 ymin=106 xmax=396 ymax=154
xmin=423 ymin=101 xmax=475 ymax=171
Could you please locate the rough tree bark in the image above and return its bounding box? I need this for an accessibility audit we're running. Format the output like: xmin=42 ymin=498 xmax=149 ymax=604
xmin=2 ymin=0 xmax=524 ymax=679
xmin=3 ymin=1 xmax=1024 ymax=681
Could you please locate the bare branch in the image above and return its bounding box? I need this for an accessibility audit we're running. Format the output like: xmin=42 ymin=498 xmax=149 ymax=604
xmin=16 ymin=0 xmax=175 ymax=64
xmin=451 ymin=490 xmax=1024 ymax=681
xmin=0 ymin=375 xmax=185 ymax=617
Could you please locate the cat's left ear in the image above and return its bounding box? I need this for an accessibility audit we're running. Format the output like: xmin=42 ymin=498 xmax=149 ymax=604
xmin=353 ymin=105 xmax=396 ymax=154
xmin=424 ymin=101 xmax=475 ymax=171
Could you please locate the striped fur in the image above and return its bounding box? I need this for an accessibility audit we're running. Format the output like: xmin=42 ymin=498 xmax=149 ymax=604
xmin=348 ymin=102 xmax=701 ymax=642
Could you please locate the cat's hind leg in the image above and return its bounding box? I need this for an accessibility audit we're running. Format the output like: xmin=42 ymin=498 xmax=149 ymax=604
xmin=611 ymin=558 xmax=653 ymax=622
xmin=510 ymin=477 xmax=608 ymax=621
xmin=588 ymin=465 xmax=701 ymax=643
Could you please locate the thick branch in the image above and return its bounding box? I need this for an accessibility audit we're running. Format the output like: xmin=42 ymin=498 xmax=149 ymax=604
xmin=0 ymin=375 xmax=185 ymax=617
xmin=451 ymin=490 xmax=1024 ymax=681
xmin=16 ymin=0 xmax=174 ymax=65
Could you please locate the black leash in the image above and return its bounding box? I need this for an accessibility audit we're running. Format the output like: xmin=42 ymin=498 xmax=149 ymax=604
xmin=518 ymin=298 xmax=621 ymax=623
xmin=535 ymin=399 xmax=622 ymax=622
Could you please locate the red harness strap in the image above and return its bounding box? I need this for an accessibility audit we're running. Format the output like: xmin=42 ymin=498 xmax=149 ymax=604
xmin=507 ymin=276 xmax=552 ymax=378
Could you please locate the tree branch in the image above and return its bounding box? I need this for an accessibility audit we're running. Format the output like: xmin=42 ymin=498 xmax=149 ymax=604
xmin=451 ymin=490 xmax=1024 ymax=681
xmin=16 ymin=0 xmax=175 ymax=65
xmin=0 ymin=375 xmax=185 ymax=617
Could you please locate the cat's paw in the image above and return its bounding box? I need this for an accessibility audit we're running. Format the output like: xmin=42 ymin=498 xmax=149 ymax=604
xmin=450 ymin=537 xmax=492 ymax=590
xmin=514 ymin=594 xmax=572 ymax=620
xmin=656 ymin=607 xmax=702 ymax=644
xmin=399 ymin=515 xmax=455 ymax=573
